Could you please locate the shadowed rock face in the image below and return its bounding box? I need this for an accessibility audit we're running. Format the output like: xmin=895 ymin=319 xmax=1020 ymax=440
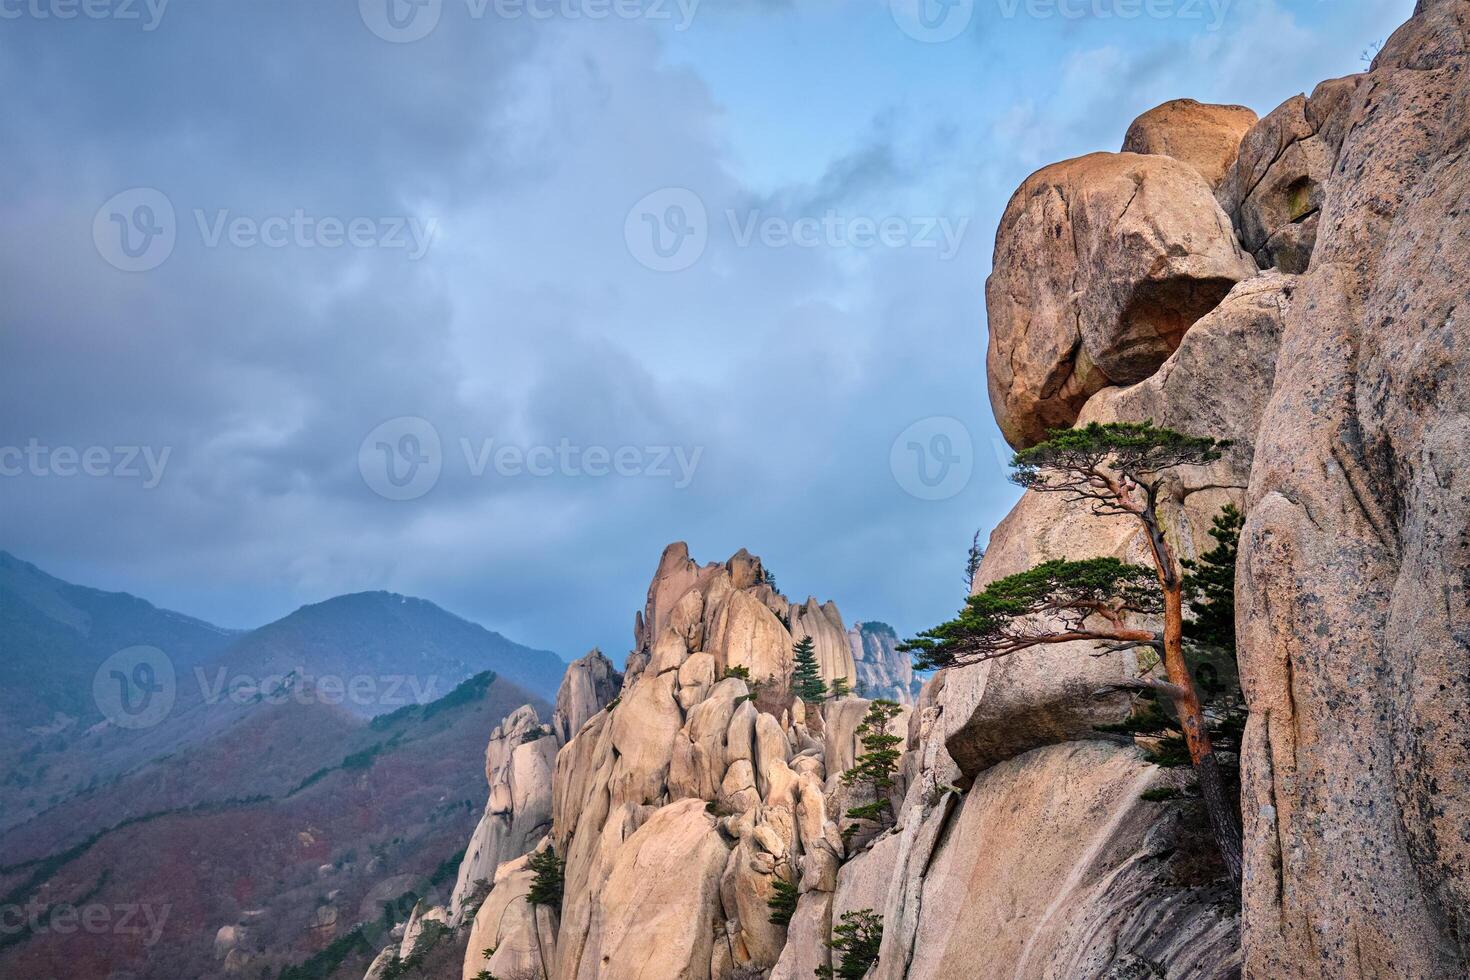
xmin=1215 ymin=76 xmax=1360 ymax=274
xmin=986 ymin=151 xmax=1257 ymax=448
xmin=1237 ymin=3 xmax=1470 ymax=975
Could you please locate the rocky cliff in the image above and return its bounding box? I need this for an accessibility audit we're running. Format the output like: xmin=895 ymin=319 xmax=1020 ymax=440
xmin=368 ymin=5 xmax=1468 ymax=977
xmin=847 ymin=622 xmax=922 ymax=704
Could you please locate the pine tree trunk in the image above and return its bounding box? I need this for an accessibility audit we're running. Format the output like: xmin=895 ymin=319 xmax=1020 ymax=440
xmin=1161 ymin=583 xmax=1244 ymax=890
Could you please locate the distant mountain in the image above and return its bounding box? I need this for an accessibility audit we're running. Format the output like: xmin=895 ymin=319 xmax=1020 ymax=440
xmin=208 ymin=590 xmax=566 ymax=716
xmin=0 ymin=553 xmax=565 ymax=834
xmin=0 ymin=550 xmax=238 ymax=736
xmin=0 ymin=670 xmax=548 ymax=980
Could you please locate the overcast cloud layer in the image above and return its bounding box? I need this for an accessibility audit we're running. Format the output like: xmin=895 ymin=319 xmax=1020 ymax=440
xmin=0 ymin=0 xmax=1411 ymax=661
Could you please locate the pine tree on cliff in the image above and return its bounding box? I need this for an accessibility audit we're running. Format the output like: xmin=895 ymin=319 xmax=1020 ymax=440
xmin=841 ymin=699 xmax=904 ymax=831
xmin=1182 ymin=503 xmax=1245 ymax=659
xmin=899 ymin=422 xmax=1245 ymax=887
xmin=792 ymin=635 xmax=827 ymax=702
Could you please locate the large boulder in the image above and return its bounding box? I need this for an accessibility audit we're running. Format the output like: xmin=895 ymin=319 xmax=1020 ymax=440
xmin=1238 ymin=3 xmax=1470 ymax=975
xmin=986 ymin=151 xmax=1257 ymax=448
xmin=1121 ymin=97 xmax=1258 ymax=189
xmin=789 ymin=597 xmax=857 ymax=689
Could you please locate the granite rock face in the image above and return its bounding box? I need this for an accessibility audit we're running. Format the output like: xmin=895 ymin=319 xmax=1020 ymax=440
xmin=1237 ymin=3 xmax=1470 ymax=975
xmin=1216 ymin=74 xmax=1361 ymax=273
xmin=986 ymin=151 xmax=1257 ymax=448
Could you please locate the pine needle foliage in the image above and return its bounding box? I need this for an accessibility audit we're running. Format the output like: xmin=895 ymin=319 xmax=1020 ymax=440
xmin=841 ymin=700 xmax=904 ymax=830
xmin=1182 ymin=503 xmax=1244 ymax=659
xmin=526 ymin=847 xmax=564 ymax=910
xmin=815 ymin=909 xmax=883 ymax=979
xmin=767 ymin=876 xmax=799 ymax=927
xmin=792 ymin=636 xmax=827 ymax=702
xmin=899 ymin=558 xmax=1160 ymax=670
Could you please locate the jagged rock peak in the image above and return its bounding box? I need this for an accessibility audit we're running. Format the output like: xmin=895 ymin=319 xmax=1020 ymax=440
xmin=551 ymin=648 xmax=622 ymax=743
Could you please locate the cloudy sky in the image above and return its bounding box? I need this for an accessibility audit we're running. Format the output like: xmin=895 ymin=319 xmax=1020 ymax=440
xmin=0 ymin=0 xmax=1410 ymax=661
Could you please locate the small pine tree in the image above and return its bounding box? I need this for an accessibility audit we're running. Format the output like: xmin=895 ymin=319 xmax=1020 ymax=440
xmin=1182 ymin=503 xmax=1244 ymax=659
xmin=792 ymin=636 xmax=827 ymax=702
xmin=841 ymin=700 xmax=904 ymax=831
xmin=828 ymin=676 xmax=851 ymax=699
xmin=526 ymin=847 xmax=564 ymax=910
xmin=964 ymin=529 xmax=984 ymax=591
xmin=767 ymin=876 xmax=799 ymax=927
xmin=815 ymin=909 xmax=883 ymax=979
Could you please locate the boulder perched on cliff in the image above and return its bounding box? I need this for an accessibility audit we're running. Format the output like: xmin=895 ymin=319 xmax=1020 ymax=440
xmin=1121 ymin=97 xmax=1257 ymax=189
xmin=946 ymin=270 xmax=1291 ymax=779
xmin=986 ymin=151 xmax=1257 ymax=448
xmin=1238 ymin=3 xmax=1470 ymax=975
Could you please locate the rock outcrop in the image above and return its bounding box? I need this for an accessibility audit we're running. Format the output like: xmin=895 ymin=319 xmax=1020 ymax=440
xmin=1121 ymin=97 xmax=1258 ymax=189
xmin=846 ymin=621 xmax=920 ymax=704
xmin=448 ymin=704 xmax=559 ymax=923
xmin=551 ymin=649 xmax=622 ymax=744
xmin=1235 ymin=4 xmax=1470 ymax=975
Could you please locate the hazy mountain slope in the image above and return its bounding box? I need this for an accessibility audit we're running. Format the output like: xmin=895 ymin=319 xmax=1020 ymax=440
xmin=0 ymin=556 xmax=566 ymax=834
xmin=207 ymin=590 xmax=567 ymax=712
xmin=0 ymin=670 xmax=548 ymax=980
xmin=0 ymin=550 xmax=238 ymax=736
